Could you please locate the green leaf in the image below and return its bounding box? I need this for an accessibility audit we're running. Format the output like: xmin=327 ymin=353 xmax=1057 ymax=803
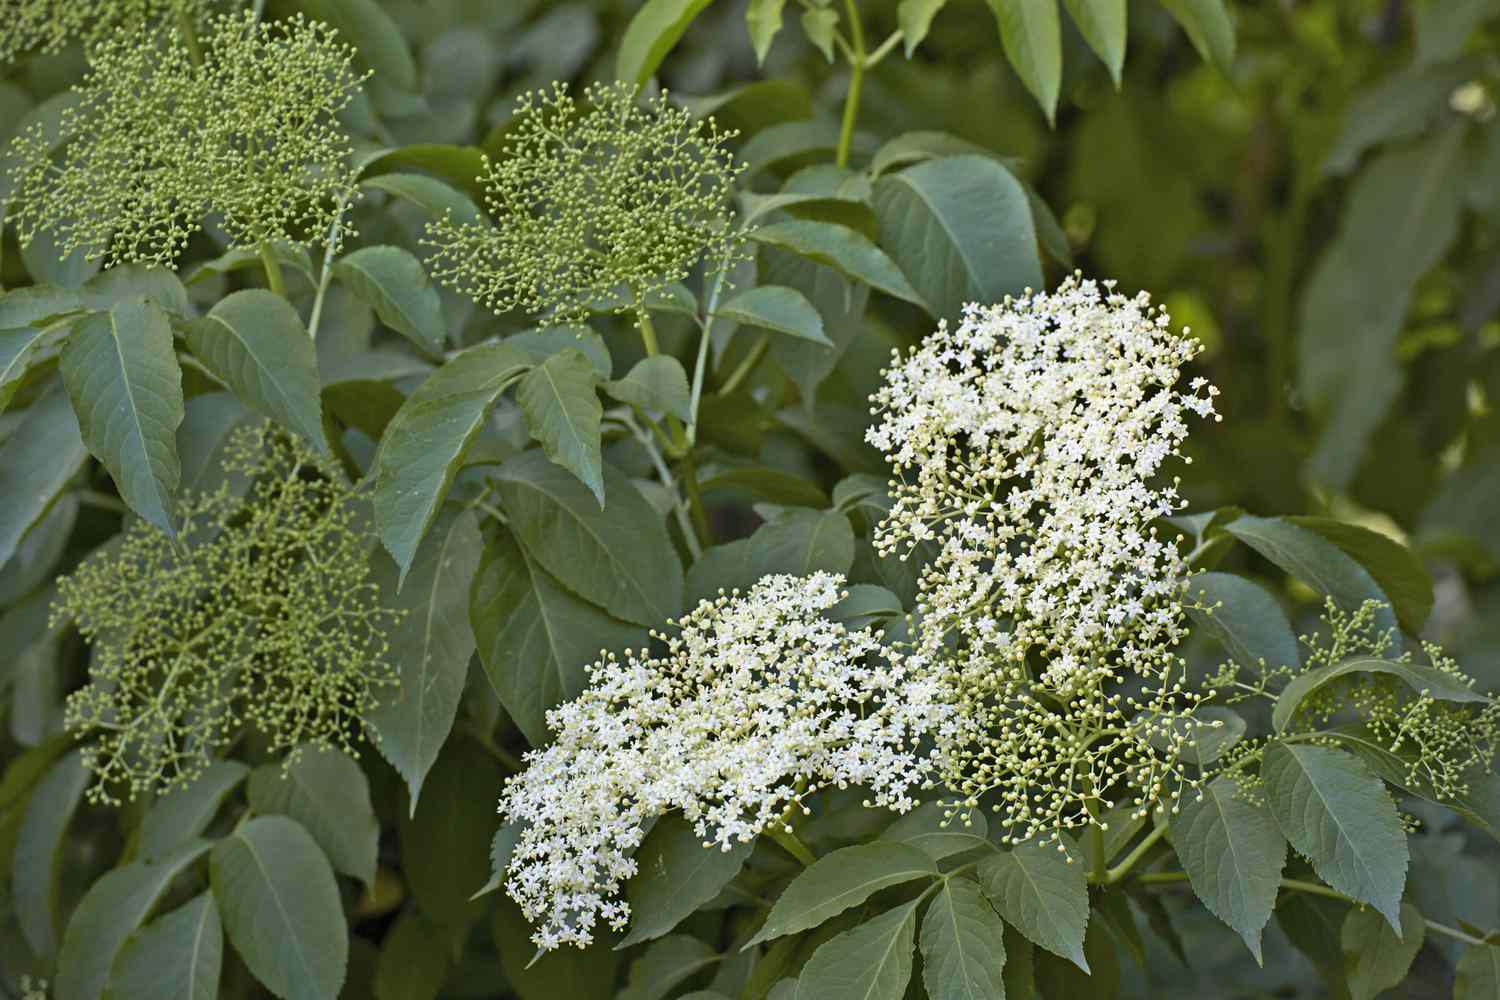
xmin=794 ymin=897 xmax=921 ymax=1000
xmin=617 ymin=0 xmax=716 ymax=86
xmin=872 ymin=156 xmax=1041 ymax=324
xmin=1157 ymin=0 xmax=1235 ymax=71
xmin=60 ymin=298 xmax=184 ymax=536
xmin=717 ymin=285 xmax=829 ymax=346
xmin=801 ymin=9 xmax=840 ymax=62
xmin=495 ymin=450 xmax=683 ymax=626
xmin=506 ymin=326 xmax=613 ymax=379
xmin=750 ymin=220 xmax=926 ymax=309
xmin=985 ymin=0 xmax=1061 ymax=123
xmin=1261 ymin=742 xmax=1408 ymax=929
xmin=110 ymin=893 xmax=223 ymax=1000
xmin=211 ymin=816 xmax=347 ymax=1000
xmin=300 ymin=0 xmax=417 ymax=90
xmin=828 ymin=584 xmax=904 ymax=629
xmin=1223 ymin=515 xmax=1398 ymax=635
xmin=685 ymin=508 xmax=854 ymax=609
xmin=1032 ymin=915 xmax=1119 ymax=999
xmin=1342 ymin=902 xmax=1423 ymax=1000
xmin=605 ymin=355 xmax=692 ymax=422
xmin=619 ymin=814 xmax=754 ymax=948
xmin=470 ymin=529 xmax=644 ymax=745
xmin=398 ymin=738 xmax=502 ymax=925
xmin=372 ymin=342 xmax=531 ymax=580
xmin=517 ymin=348 xmax=605 ymax=504
xmin=619 ymin=935 xmax=719 ymax=1000
xmin=747 ymin=0 xmax=788 ymax=63
xmin=1063 ymin=0 xmax=1125 ymax=84
xmin=0 ymin=387 xmax=86 ymax=571
xmin=0 ymin=323 xmax=67 ymax=414
xmin=1273 ymin=656 xmax=1490 ymax=733
xmin=977 ymin=839 xmax=1089 ymax=971
xmin=335 ymin=246 xmax=447 ymax=357
xmin=370 ymin=508 xmax=482 ymax=808
xmin=361 ymin=172 xmax=482 ymax=225
xmin=1001 ymin=923 xmax=1034 ymax=1000
xmin=1287 ymin=517 xmax=1433 ymax=634
xmin=747 ymin=843 xmax=936 ymax=947
xmin=137 ymin=760 xmax=249 ymax=862
xmin=54 ymin=839 xmax=212 ymax=1000
xmin=374 ymin=909 xmax=449 ymax=1000
xmin=185 ymin=290 xmax=328 ymax=452
xmin=880 ymin=802 xmax=993 ymax=862
xmin=760 ymin=247 xmax=870 ymax=407
xmin=1185 ymin=572 xmax=1299 ymax=672
xmin=1169 ymin=777 xmax=1286 ymax=962
xmin=247 ymin=747 xmax=378 ymax=889
xmin=700 ymin=466 xmax=830 ymax=508
xmin=1457 ymin=943 xmax=1500 ymax=1000
xmin=494 ymin=899 xmax=623 ymax=1000
xmin=11 ymin=750 xmax=87 ymax=958
xmin=898 ymin=0 xmax=949 ymax=57
xmin=184 ymin=242 xmax=315 ymax=287
xmin=921 ymin=877 xmax=1007 ymax=1000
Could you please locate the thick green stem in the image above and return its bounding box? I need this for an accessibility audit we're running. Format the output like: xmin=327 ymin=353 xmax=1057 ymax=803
xmin=719 ymin=334 xmax=769 ymax=396
xmin=767 ymin=827 xmax=817 ymax=867
xmin=1103 ymin=822 xmax=1167 ymax=885
xmin=635 ymin=302 xmax=662 ymax=358
xmin=259 ymin=242 xmax=286 ymax=297
xmin=835 ymin=0 xmax=866 ymax=168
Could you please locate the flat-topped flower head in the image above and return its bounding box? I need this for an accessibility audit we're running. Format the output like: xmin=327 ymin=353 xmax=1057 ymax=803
xmin=5 ymin=10 xmax=363 ymax=268
xmin=0 ymin=0 xmax=218 ymax=63
xmin=423 ymin=80 xmax=745 ymax=326
xmin=497 ymin=573 xmax=951 ymax=950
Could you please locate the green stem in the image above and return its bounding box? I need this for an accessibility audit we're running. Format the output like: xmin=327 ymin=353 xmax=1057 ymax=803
xmin=307 ymin=192 xmax=351 ymax=341
xmin=835 ymin=0 xmax=866 ymax=168
xmin=718 ymin=334 xmax=769 ymax=396
xmin=680 ymin=451 xmax=713 ymax=547
xmin=175 ymin=8 xmax=204 ymax=67
xmin=767 ymin=827 xmax=817 ymax=867
xmin=259 ymin=242 xmax=286 ymax=297
xmin=1103 ymin=822 xmax=1167 ymax=885
xmin=635 ymin=301 xmax=661 ymax=358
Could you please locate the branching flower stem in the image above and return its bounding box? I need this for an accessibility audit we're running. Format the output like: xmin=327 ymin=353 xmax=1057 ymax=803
xmin=836 ymin=0 xmax=866 ymax=167
xmin=259 ymin=241 xmax=286 ymax=296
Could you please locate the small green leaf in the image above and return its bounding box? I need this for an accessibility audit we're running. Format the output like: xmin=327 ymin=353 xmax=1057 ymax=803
xmin=898 ymin=0 xmax=949 ymax=57
xmin=747 ymin=0 xmax=788 ymax=63
xmin=747 ymin=843 xmax=936 ymax=947
xmin=977 ymin=839 xmax=1089 ymax=970
xmin=717 ymin=285 xmax=829 ymax=346
xmin=11 ymin=750 xmax=88 ymax=958
xmin=211 ymin=816 xmax=347 ymax=1000
xmin=60 ymin=298 xmax=184 ymax=536
xmin=1457 ymin=943 xmax=1500 ymax=1000
xmin=881 ymin=802 xmax=993 ymax=862
xmin=495 ymin=450 xmax=684 ymax=627
xmin=335 ymin=246 xmax=447 ymax=357
xmin=1063 ymin=0 xmax=1126 ymax=84
xmin=185 ymin=290 xmax=327 ymax=452
xmin=0 ymin=387 xmax=87 ymax=571
xmin=1186 ymin=572 xmax=1299 ymax=672
xmin=517 ymin=349 xmax=605 ymax=504
xmin=372 ymin=343 xmax=531 ymax=580
xmin=137 ymin=760 xmax=249 ymax=862
xmin=1261 ymin=742 xmax=1408 ymax=929
xmin=699 ymin=466 xmax=830 ymax=508
xmin=1342 ymin=902 xmax=1424 ymax=1000
xmin=751 ymin=220 xmax=927 ymax=309
xmin=370 ymin=509 xmax=482 ymax=808
xmin=184 ymin=242 xmax=315 ymax=287
xmin=0 ymin=323 xmax=68 ymax=414
xmin=921 ymin=877 xmax=1007 ymax=1000
xmin=1169 ymin=777 xmax=1286 ymax=962
xmin=985 ymin=0 xmax=1061 ymax=123
xmin=795 ymin=897 xmax=921 ymax=1000
xmin=617 ymin=0 xmax=716 ymax=86
xmin=801 ymin=9 xmax=839 ymax=62
xmin=1273 ymin=656 xmax=1490 ymax=733
xmin=361 ymin=172 xmax=482 ymax=225
xmin=110 ymin=893 xmax=223 ymax=1000
xmin=605 ymin=355 xmax=692 ymax=422
xmin=619 ymin=814 xmax=754 ymax=948
xmin=398 ymin=738 xmax=502 ymax=925
xmin=1158 ymin=0 xmax=1235 ymax=72
xmin=506 ymin=326 xmax=613 ymax=379
xmin=247 ymin=747 xmax=379 ymax=889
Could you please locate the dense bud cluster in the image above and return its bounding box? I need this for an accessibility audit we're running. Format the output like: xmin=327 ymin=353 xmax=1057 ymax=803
xmin=0 ymin=0 xmax=216 ymax=63
xmin=497 ymin=573 xmax=951 ymax=949
xmin=424 ymin=81 xmax=744 ymax=326
xmin=53 ymin=424 xmax=400 ymax=804
xmin=5 ymin=11 xmax=363 ymax=268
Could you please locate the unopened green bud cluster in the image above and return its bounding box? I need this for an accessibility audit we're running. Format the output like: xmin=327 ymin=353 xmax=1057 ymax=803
xmin=53 ymin=423 xmax=400 ymax=804
xmin=423 ymin=81 xmax=744 ymax=326
xmin=0 ymin=0 xmax=216 ymax=63
xmin=5 ymin=11 xmax=364 ymax=269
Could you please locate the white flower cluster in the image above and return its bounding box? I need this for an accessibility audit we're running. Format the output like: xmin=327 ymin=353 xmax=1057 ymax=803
xmin=867 ymin=274 xmax=1219 ymax=690
xmin=497 ymin=573 xmax=950 ymax=950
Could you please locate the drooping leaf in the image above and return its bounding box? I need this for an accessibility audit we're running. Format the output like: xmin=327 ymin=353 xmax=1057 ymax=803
xmin=879 ymin=802 xmax=993 ymax=863
xmin=717 ymin=285 xmax=829 ymax=346
xmin=335 ymin=245 xmax=447 ymax=357
xmin=920 ymin=876 xmax=1007 ymax=1000
xmin=747 ymin=843 xmax=936 ymax=947
xmin=211 ymin=816 xmax=347 ymax=1000
xmin=0 ymin=386 xmax=86 ymax=571
xmin=361 ymin=172 xmax=482 ymax=225
xmin=506 ymin=326 xmax=613 ymax=378
xmin=1273 ymin=657 xmax=1490 ymax=733
xmin=247 ymin=747 xmax=379 ymax=888
xmin=136 ymin=760 xmax=249 ymax=862
xmin=619 ymin=814 xmax=754 ymax=948
xmin=1341 ymin=902 xmax=1424 ymax=1000
xmin=801 ymin=8 xmax=839 ymax=62
xmin=1261 ymin=742 xmax=1408 ymax=929
xmin=872 ymin=156 xmax=1041 ymax=325
xmin=184 ymin=289 xmax=327 ymax=452
xmin=977 ymin=839 xmax=1090 ymax=971
xmin=746 ymin=0 xmax=787 ymax=63
xmin=372 ymin=342 xmax=531 ymax=580
xmin=750 ymin=220 xmax=926 ymax=309
xmin=494 ymin=450 xmax=683 ymax=626
xmin=109 ymin=893 xmax=223 ymax=1000
xmin=516 ymin=348 xmax=605 ymax=504
xmin=794 ymin=898 xmax=921 ymax=1000
xmin=618 ymin=934 xmax=719 ymax=1000
xmin=617 ymin=0 xmax=716 ymax=86
xmin=605 ymin=355 xmax=692 ymax=422
xmin=898 ymin=0 xmax=949 ymax=57
xmin=370 ymin=508 xmax=482 ymax=808
xmin=1288 ymin=516 xmax=1433 ymax=635
xmin=470 ymin=530 xmax=644 ymax=746
xmin=1185 ymin=571 xmax=1299 ymax=673
xmin=11 ymin=750 xmax=88 ymax=958
xmin=760 ymin=246 xmax=870 ymax=407
xmin=985 ymin=0 xmax=1061 ymax=123
xmin=1063 ymin=0 xmax=1126 ymax=84
xmin=398 ymin=737 xmax=502 ymax=925
xmin=59 ymin=298 xmax=184 ymax=536
xmin=1169 ymin=777 xmax=1287 ymax=962
xmin=1158 ymin=0 xmax=1235 ymax=71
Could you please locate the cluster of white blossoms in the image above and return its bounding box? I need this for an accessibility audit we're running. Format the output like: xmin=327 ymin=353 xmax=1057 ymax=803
xmin=868 ymin=275 xmax=1220 ymax=843
xmin=497 ymin=573 xmax=951 ymax=950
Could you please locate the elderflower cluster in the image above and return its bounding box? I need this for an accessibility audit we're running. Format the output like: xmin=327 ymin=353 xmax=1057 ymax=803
xmin=423 ymin=81 xmax=745 ymax=326
xmin=498 ymin=574 xmax=951 ymax=950
xmin=868 ymin=276 xmax=1219 ymax=844
xmin=0 ymin=0 xmax=217 ymax=63
xmin=5 ymin=11 xmax=363 ymax=269
xmin=53 ymin=423 xmax=400 ymax=804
